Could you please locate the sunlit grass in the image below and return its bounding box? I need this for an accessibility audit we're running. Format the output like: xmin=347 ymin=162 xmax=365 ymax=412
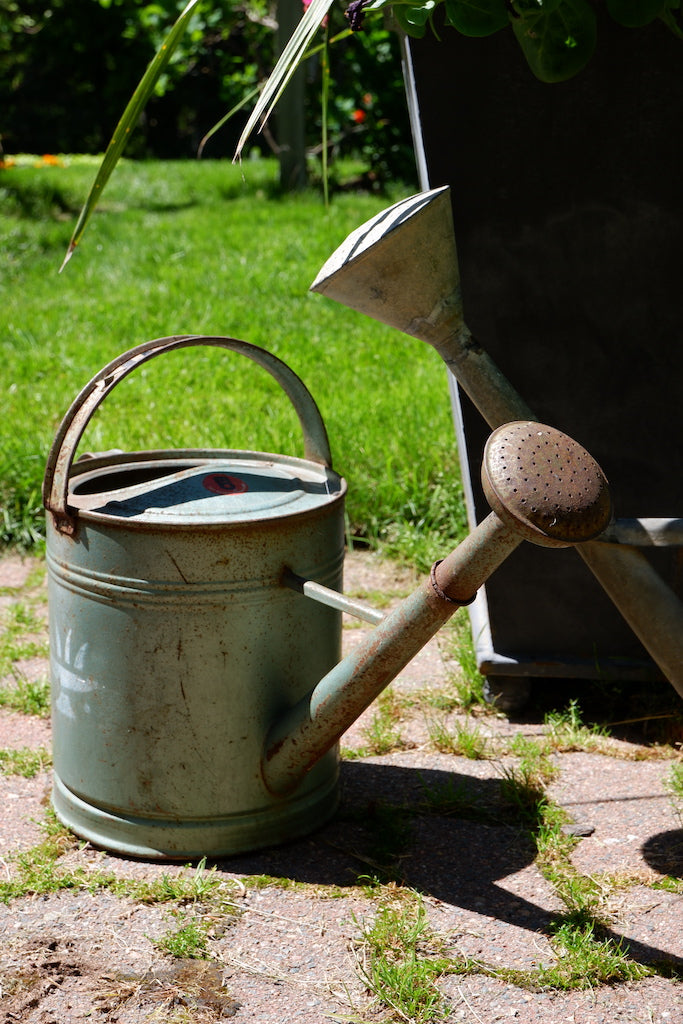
xmin=1 ymin=157 xmax=465 ymax=567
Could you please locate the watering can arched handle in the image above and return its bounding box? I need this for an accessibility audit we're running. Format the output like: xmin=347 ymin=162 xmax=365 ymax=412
xmin=43 ymin=334 xmax=333 ymax=532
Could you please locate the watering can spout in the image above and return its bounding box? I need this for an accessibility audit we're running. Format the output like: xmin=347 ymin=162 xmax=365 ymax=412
xmin=310 ymin=186 xmax=464 ymax=352
xmin=310 ymin=186 xmax=534 ymax=428
xmin=262 ymin=421 xmax=612 ymax=797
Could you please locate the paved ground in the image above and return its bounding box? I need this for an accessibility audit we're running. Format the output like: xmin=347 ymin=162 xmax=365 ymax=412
xmin=0 ymin=550 xmax=682 ymax=1023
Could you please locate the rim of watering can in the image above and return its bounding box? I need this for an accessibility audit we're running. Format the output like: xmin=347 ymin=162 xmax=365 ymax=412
xmin=58 ymin=447 xmax=345 ymax=530
xmin=43 ymin=336 xmax=335 ymax=535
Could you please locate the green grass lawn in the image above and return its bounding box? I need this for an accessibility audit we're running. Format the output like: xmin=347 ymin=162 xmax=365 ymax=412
xmin=1 ymin=156 xmax=466 ymax=566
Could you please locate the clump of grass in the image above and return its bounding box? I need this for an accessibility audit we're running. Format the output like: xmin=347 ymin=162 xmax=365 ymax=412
xmin=544 ymin=699 xmax=608 ymax=752
xmin=244 ymin=874 xmax=304 ymax=891
xmin=353 ymin=802 xmax=415 ymax=886
xmin=127 ymin=858 xmax=243 ymax=911
xmin=448 ymin=614 xmax=487 ymax=710
xmin=354 ymin=894 xmax=449 ymax=1023
xmin=0 ymin=594 xmax=50 ymax=715
xmin=0 ymin=486 xmax=45 ymax=551
xmin=664 ymin=762 xmax=683 ymax=823
xmin=0 ymin=676 xmax=50 ymax=717
xmin=0 ymin=813 xmax=244 ymax=914
xmin=652 ymin=875 xmax=683 ymax=895
xmin=537 ymin=917 xmax=653 ymax=990
xmin=0 ymin=813 xmax=78 ymax=903
xmin=0 ymin=599 xmax=48 ymax=668
xmin=356 ymin=690 xmax=412 ymax=757
xmin=417 ymin=775 xmax=492 ymax=823
xmin=0 ymin=745 xmax=51 ymax=777
xmin=153 ymin=914 xmax=212 ymax=960
xmin=499 ymin=738 xmax=560 ymax=828
xmin=427 ymin=714 xmax=491 ymax=759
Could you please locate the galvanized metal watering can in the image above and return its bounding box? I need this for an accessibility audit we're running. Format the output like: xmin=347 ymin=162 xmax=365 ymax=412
xmin=311 ymin=186 xmax=683 ymax=700
xmin=44 ymin=334 xmax=611 ymax=860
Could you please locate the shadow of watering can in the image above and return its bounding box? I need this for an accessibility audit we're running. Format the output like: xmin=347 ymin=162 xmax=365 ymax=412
xmin=43 ymin=335 xmax=610 ymax=860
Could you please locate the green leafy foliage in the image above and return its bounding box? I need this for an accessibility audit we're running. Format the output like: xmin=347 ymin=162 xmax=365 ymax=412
xmin=607 ymin=0 xmax=667 ymax=28
xmin=659 ymin=0 xmax=683 ymax=37
xmin=0 ymin=0 xmax=275 ymax=158
xmin=366 ymin=0 xmax=683 ymax=80
xmin=307 ymin=11 xmax=417 ymax=185
xmin=391 ymin=1 xmax=438 ymax=37
xmin=511 ymin=0 xmax=598 ymax=82
xmin=444 ymin=0 xmax=509 ymax=37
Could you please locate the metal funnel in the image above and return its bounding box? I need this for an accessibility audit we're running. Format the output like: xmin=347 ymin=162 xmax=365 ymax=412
xmin=311 ymin=187 xmax=534 ymax=427
xmin=311 ymin=187 xmax=463 ymax=350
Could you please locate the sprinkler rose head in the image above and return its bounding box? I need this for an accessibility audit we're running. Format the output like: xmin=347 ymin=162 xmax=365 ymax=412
xmin=482 ymin=422 xmax=612 ymax=549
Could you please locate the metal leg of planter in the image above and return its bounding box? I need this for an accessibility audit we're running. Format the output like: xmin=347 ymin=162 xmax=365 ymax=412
xmin=578 ymin=541 xmax=683 ymax=700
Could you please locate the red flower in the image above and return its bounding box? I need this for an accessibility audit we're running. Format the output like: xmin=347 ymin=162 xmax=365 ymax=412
xmin=352 ymin=109 xmax=367 ymax=124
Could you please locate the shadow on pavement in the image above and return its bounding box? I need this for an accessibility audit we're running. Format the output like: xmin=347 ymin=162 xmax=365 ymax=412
xmin=218 ymin=761 xmax=683 ymax=969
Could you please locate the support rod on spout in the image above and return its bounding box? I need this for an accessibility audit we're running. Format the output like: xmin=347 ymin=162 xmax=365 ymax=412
xmin=263 ymin=421 xmax=612 ymax=796
xmin=263 ymin=512 xmax=520 ymax=796
xmin=577 ymin=541 xmax=683 ymax=700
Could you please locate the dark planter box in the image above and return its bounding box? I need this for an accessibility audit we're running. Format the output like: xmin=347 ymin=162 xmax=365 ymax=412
xmin=407 ymin=13 xmax=683 ymax=694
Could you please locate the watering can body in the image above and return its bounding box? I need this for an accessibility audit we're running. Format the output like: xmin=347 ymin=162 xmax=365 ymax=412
xmin=44 ymin=337 xmax=345 ymax=859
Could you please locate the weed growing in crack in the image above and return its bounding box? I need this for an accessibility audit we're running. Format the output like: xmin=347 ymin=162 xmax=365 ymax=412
xmin=416 ymin=775 xmax=491 ymax=823
xmin=153 ymin=913 xmax=212 ymax=960
xmin=357 ymin=689 xmax=413 ymax=757
xmin=544 ymin=700 xmax=609 ymax=752
xmin=0 ymin=675 xmax=50 ymax=717
xmin=537 ymin=916 xmax=653 ymax=989
xmin=354 ymin=893 xmax=449 ymax=1023
xmin=0 ymin=812 xmax=245 ymax=916
xmin=447 ymin=615 xmax=486 ymax=710
xmin=426 ymin=715 xmax=491 ymax=759
xmin=651 ymin=875 xmax=683 ymax=895
xmin=498 ymin=764 xmax=556 ymax=829
xmin=506 ymin=735 xmax=559 ymax=783
xmin=497 ymin=768 xmax=674 ymax=991
xmin=353 ymin=802 xmax=414 ymax=886
xmin=0 ymin=745 xmax=51 ymax=777
xmin=664 ymin=762 xmax=683 ymax=823
xmin=127 ymin=858 xmax=242 ymax=909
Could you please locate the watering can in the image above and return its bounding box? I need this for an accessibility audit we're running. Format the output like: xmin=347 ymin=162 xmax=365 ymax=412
xmin=311 ymin=186 xmax=683 ymax=702
xmin=43 ymin=334 xmax=611 ymax=860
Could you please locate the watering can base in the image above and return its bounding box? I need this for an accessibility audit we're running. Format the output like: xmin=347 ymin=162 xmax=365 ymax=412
xmin=51 ymin=772 xmax=340 ymax=861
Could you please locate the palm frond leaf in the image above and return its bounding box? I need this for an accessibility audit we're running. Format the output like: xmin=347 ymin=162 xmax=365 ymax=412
xmin=60 ymin=0 xmax=202 ymax=271
xmin=234 ymin=0 xmax=337 ymax=162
